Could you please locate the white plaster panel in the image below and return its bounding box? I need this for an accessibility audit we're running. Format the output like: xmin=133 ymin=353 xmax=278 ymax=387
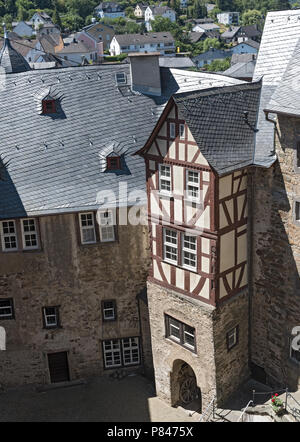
xmin=176 ymin=267 xmax=185 ymax=290
xmin=220 ymin=230 xmax=235 ymax=272
xmin=219 ymin=175 xmax=232 ymax=199
xmin=201 ymin=237 xmax=210 ymax=254
xmin=161 ymin=262 xmax=171 ymax=284
xmin=237 ymin=233 xmax=247 ymax=265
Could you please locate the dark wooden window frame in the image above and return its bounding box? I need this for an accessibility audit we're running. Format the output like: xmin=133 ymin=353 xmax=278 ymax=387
xmin=42 ymin=99 xmax=56 ymax=114
xmin=165 ymin=314 xmax=196 ymax=353
xmin=226 ymin=325 xmax=239 ymax=351
xmin=107 ymin=156 xmax=121 ymax=170
xmin=0 ymin=298 xmax=15 ymax=320
xmin=101 ymin=299 xmax=117 ymax=322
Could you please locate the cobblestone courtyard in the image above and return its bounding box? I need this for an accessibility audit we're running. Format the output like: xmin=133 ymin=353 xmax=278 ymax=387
xmin=0 ymin=375 xmax=196 ymax=422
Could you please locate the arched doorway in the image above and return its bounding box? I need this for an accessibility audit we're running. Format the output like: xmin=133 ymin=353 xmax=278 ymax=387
xmin=170 ymin=359 xmax=201 ymax=411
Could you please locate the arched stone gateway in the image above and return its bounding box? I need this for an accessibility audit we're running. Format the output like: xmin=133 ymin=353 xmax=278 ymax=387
xmin=170 ymin=359 xmax=201 ymax=411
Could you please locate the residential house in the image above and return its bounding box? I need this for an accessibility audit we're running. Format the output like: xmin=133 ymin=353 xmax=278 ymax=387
xmin=205 ymin=3 xmax=216 ymax=12
xmin=221 ymin=25 xmax=262 ymax=44
xmin=145 ymin=6 xmax=176 ymax=31
xmin=222 ymin=58 xmax=256 ymax=81
xmin=192 ymin=23 xmax=220 ymax=33
xmin=78 ymin=22 xmax=114 ymax=53
xmin=189 ymin=29 xmax=220 ymax=44
xmin=109 ymin=32 xmax=175 ymax=56
xmin=0 ymin=38 xmax=243 ymax=395
xmin=38 ymin=23 xmax=61 ymax=37
xmin=31 ymin=11 xmax=53 ymax=30
xmin=94 ymin=2 xmax=125 ymax=19
xmin=231 ymin=39 xmax=259 ymax=55
xmin=193 ymin=48 xmax=232 ymax=68
xmin=57 ymin=39 xmax=98 ymax=65
xmin=159 ymin=56 xmax=195 ymax=69
xmin=180 ymin=0 xmax=188 ymax=7
xmin=12 ymin=21 xmax=35 ymax=38
xmin=134 ymin=3 xmax=148 ymax=18
xmin=217 ymin=12 xmax=239 ymax=26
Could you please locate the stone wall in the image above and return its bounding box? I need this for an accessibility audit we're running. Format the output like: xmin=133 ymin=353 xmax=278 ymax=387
xmin=0 ymin=210 xmax=152 ymax=387
xmin=251 ymin=115 xmax=300 ymax=390
xmin=213 ymin=290 xmax=250 ymax=405
xmin=147 ymin=280 xmax=217 ymax=410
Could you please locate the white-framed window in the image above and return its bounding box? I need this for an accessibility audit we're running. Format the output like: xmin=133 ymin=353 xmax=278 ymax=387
xmin=79 ymin=212 xmax=96 ymax=244
xmin=0 ymin=298 xmax=14 ymax=320
xmin=181 ymin=234 xmax=197 ymax=270
xmin=122 ymin=337 xmax=140 ymax=365
xmin=183 ymin=324 xmax=195 ymax=349
xmin=159 ymin=164 xmax=172 ymax=194
xmin=43 ymin=306 xmax=59 ymax=328
xmin=115 ymin=72 xmax=126 ymax=85
xmin=165 ymin=315 xmax=196 ymax=352
xmin=227 ymin=326 xmax=239 ymax=350
xmin=1 ymin=220 xmax=18 ymax=251
xmin=170 ymin=122 xmax=175 ymax=139
xmin=179 ymin=123 xmax=185 ymax=140
xmin=103 ymin=339 xmax=122 ymax=368
xmin=169 ymin=317 xmax=181 ymax=342
xmin=186 ymin=170 xmax=200 ymax=201
xmin=163 ymin=228 xmax=178 ymax=264
xmin=21 ymin=218 xmax=38 ymax=250
xmin=102 ymin=300 xmax=116 ymax=321
xmin=99 ymin=210 xmax=115 ymax=242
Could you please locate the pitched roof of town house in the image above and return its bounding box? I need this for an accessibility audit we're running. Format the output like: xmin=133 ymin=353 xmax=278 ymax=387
xmin=114 ymin=32 xmax=174 ymax=46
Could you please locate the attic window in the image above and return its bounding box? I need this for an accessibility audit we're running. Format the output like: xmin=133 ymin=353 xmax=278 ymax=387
xmin=107 ymin=156 xmax=121 ymax=170
xmin=42 ymin=99 xmax=56 ymax=114
xmin=116 ymin=72 xmax=127 ymax=85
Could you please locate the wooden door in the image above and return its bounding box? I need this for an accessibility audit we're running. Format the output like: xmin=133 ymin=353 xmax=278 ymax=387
xmin=47 ymin=351 xmax=70 ymax=383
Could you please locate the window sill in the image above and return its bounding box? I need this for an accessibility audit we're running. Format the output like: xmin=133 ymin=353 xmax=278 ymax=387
xmin=158 ymin=191 xmax=173 ymax=200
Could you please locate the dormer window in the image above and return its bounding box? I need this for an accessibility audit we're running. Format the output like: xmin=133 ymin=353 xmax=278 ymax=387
xmin=42 ymin=99 xmax=56 ymax=114
xmin=115 ymin=72 xmax=126 ymax=85
xmin=107 ymin=156 xmax=121 ymax=170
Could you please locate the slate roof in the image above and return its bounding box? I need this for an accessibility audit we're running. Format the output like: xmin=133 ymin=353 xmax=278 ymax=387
xmin=222 ymin=60 xmax=256 ymax=79
xmin=193 ymin=23 xmax=220 ymax=31
xmin=234 ymin=39 xmax=260 ymax=50
xmin=0 ymin=61 xmax=244 ymax=219
xmin=193 ymin=49 xmax=232 ymax=62
xmin=159 ymin=56 xmax=195 ymax=68
xmin=265 ymin=37 xmax=300 ymax=116
xmin=253 ymin=9 xmax=300 ymax=167
xmin=114 ymin=32 xmax=174 ymax=46
xmin=221 ymin=26 xmax=240 ymax=39
xmin=57 ymin=40 xmax=92 ymax=54
xmin=0 ymin=36 xmax=31 ymax=74
xmin=231 ymin=53 xmax=256 ymax=64
xmin=172 ymin=81 xmax=262 ymax=175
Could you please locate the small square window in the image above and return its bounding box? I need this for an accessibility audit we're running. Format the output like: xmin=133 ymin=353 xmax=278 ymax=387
xmin=115 ymin=72 xmax=126 ymax=85
xmin=102 ymin=300 xmax=116 ymax=321
xmin=107 ymin=156 xmax=121 ymax=170
xmin=43 ymin=306 xmax=60 ymax=328
xmin=227 ymin=326 xmax=239 ymax=350
xmin=0 ymin=298 xmax=14 ymax=320
xmin=42 ymin=99 xmax=56 ymax=114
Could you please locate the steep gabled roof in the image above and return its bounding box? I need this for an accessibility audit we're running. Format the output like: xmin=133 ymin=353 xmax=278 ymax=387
xmin=172 ymin=81 xmax=262 ymax=175
xmin=0 ymin=35 xmax=31 ymax=74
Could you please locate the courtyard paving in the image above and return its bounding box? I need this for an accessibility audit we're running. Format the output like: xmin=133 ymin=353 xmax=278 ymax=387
xmin=0 ymin=374 xmax=196 ymax=422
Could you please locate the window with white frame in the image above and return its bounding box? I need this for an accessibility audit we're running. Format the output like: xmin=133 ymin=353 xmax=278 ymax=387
xmin=0 ymin=298 xmax=14 ymax=320
xmin=1 ymin=220 xmax=18 ymax=251
xmin=226 ymin=326 xmax=239 ymax=350
xmin=163 ymin=228 xmax=178 ymax=264
xmin=99 ymin=210 xmax=115 ymax=242
xmin=179 ymin=123 xmax=185 ymax=140
xmin=170 ymin=122 xmax=175 ymax=139
xmin=103 ymin=339 xmax=122 ymax=368
xmin=21 ymin=218 xmax=38 ymax=250
xmin=186 ymin=170 xmax=200 ymax=201
xmin=181 ymin=234 xmax=197 ymax=270
xmin=290 ymin=337 xmax=300 ymax=363
xmin=122 ymin=337 xmax=140 ymax=365
xmin=165 ymin=315 xmax=196 ymax=352
xmin=115 ymin=72 xmax=126 ymax=85
xmin=79 ymin=212 xmax=96 ymax=244
xmin=159 ymin=164 xmax=172 ymax=194
xmin=42 ymin=306 xmax=59 ymax=328
xmin=102 ymin=300 xmax=116 ymax=321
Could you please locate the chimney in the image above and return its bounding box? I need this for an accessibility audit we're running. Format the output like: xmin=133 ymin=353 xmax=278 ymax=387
xmin=128 ymin=52 xmax=161 ymax=96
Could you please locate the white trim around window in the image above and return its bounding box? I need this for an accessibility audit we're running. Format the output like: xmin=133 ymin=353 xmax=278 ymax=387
xmin=122 ymin=337 xmax=140 ymax=366
xmin=99 ymin=210 xmax=115 ymax=242
xmin=163 ymin=228 xmax=178 ymax=264
xmin=186 ymin=169 xmax=200 ymax=202
xmin=159 ymin=164 xmax=172 ymax=195
xmin=21 ymin=218 xmax=39 ymax=250
xmin=79 ymin=212 xmax=96 ymax=244
xmin=181 ymin=233 xmax=197 ymax=271
xmin=0 ymin=220 xmax=18 ymax=252
xmin=103 ymin=339 xmax=122 ymax=368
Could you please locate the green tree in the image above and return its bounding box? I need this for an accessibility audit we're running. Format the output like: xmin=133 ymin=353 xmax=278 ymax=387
xmin=193 ymin=0 xmax=207 ymax=18
xmin=65 ymin=0 xmax=97 ymax=19
xmin=241 ymin=9 xmax=263 ymax=25
xmin=52 ymin=6 xmax=63 ymax=29
xmin=204 ymin=57 xmax=230 ymax=71
xmin=203 ymin=37 xmax=221 ymax=52
xmin=61 ymin=12 xmax=84 ymax=30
